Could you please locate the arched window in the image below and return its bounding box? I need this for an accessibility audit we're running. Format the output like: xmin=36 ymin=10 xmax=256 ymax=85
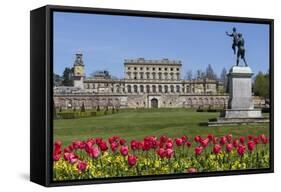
xmin=152 ymin=85 xmax=156 ymax=93
xmin=140 ymin=85 xmax=144 ymax=93
xmin=164 ymin=85 xmax=168 ymax=93
xmin=127 ymin=85 xmax=131 ymax=93
xmin=176 ymin=85 xmax=180 ymax=93
xmin=146 ymin=85 xmax=150 ymax=93
xmin=170 ymin=85 xmax=174 ymax=93
xmin=158 ymin=85 xmax=162 ymax=93
xmin=134 ymin=85 xmax=138 ymax=93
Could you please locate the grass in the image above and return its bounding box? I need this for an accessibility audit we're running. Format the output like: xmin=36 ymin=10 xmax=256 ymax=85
xmin=53 ymin=108 xmax=270 ymax=147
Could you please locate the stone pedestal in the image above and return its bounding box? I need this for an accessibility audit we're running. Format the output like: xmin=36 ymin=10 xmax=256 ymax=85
xmin=208 ymin=66 xmax=268 ymax=126
xmin=223 ymin=66 xmax=262 ymax=118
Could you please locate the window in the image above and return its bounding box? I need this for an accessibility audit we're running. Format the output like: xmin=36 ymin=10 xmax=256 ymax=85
xmin=165 ymin=68 xmax=167 ymax=71
xmin=153 ymin=67 xmax=155 ymax=71
xmin=170 ymin=85 xmax=174 ymax=92
xmin=146 ymin=72 xmax=150 ymax=79
xmin=171 ymin=68 xmax=173 ymax=71
xmin=159 ymin=68 xmax=161 ymax=71
xmin=152 ymin=72 xmax=156 ymax=80
xmin=127 ymin=85 xmax=131 ymax=93
xmin=140 ymin=67 xmax=143 ymax=70
xmin=134 ymin=67 xmax=137 ymax=70
xmin=159 ymin=85 xmax=162 ymax=93
xmin=158 ymin=73 xmax=162 ymax=80
xmin=146 ymin=85 xmax=150 ymax=93
xmin=134 ymin=85 xmax=138 ymax=93
xmin=176 ymin=85 xmax=180 ymax=93
xmin=128 ymin=67 xmax=130 ymax=70
xmin=164 ymin=85 xmax=168 ymax=93
xmin=152 ymin=85 xmax=156 ymax=93
xmin=140 ymin=72 xmax=144 ymax=79
xmin=140 ymin=85 xmax=144 ymax=92
xmin=146 ymin=67 xmax=149 ymax=70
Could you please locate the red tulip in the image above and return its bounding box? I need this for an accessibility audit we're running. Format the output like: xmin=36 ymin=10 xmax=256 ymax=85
xmin=253 ymin=137 xmax=259 ymax=144
xmin=247 ymin=141 xmax=255 ymax=152
xmin=110 ymin=142 xmax=119 ymax=152
xmin=248 ymin=135 xmax=254 ymax=141
xmin=207 ymin=134 xmax=214 ymax=141
xmin=166 ymin=148 xmax=173 ymax=158
xmin=195 ymin=146 xmax=203 ymax=156
xmin=160 ymin=135 xmax=168 ymax=143
xmin=64 ymin=152 xmax=79 ymax=164
xmin=194 ymin=136 xmax=201 ymax=142
xmin=99 ymin=142 xmax=108 ymax=151
xmin=181 ymin=135 xmax=187 ymax=142
xmin=72 ymin=140 xmax=84 ymax=149
xmin=219 ymin=136 xmax=227 ymax=145
xmin=232 ymin=139 xmax=239 ymax=148
xmin=187 ymin=167 xmax=197 ymax=173
xmin=53 ymin=153 xmax=60 ymax=161
xmin=157 ymin=148 xmax=166 ymax=158
xmin=119 ymin=138 xmax=126 ymax=145
xmin=166 ymin=141 xmax=173 ymax=149
xmin=226 ymin=134 xmax=233 ymax=143
xmin=175 ymin=138 xmax=183 ymax=146
xmin=120 ymin=146 xmax=129 ymax=156
xmin=89 ymin=147 xmax=100 ymax=158
xmin=128 ymin=155 xmax=137 ymax=166
xmin=77 ymin=160 xmax=87 ymax=172
xmin=226 ymin=143 xmax=233 ymax=153
xmin=239 ymin=137 xmax=245 ymax=144
xmin=200 ymin=138 xmax=209 ymax=147
xmin=213 ymin=144 xmax=221 ymax=154
xmin=237 ymin=144 xmax=246 ymax=156
xmin=186 ymin=141 xmax=192 ymax=147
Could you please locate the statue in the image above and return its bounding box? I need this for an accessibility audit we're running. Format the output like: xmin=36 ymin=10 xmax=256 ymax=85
xmin=226 ymin=28 xmax=248 ymax=66
xmin=236 ymin=33 xmax=247 ymax=66
xmin=226 ymin=27 xmax=238 ymax=54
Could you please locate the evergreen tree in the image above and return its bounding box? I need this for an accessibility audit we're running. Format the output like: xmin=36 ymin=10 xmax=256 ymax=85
xmin=205 ymin=64 xmax=217 ymax=80
xmin=62 ymin=67 xmax=74 ymax=86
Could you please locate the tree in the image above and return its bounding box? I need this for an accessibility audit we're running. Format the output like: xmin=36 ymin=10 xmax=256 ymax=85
xmin=185 ymin=70 xmax=193 ymax=80
xmin=53 ymin=73 xmax=63 ymax=87
xmin=253 ymin=71 xmax=269 ymax=99
xmin=196 ymin=69 xmax=202 ymax=80
xmin=205 ymin=64 xmax=217 ymax=80
xmin=220 ymin=67 xmax=228 ymax=91
xmin=62 ymin=67 xmax=73 ymax=86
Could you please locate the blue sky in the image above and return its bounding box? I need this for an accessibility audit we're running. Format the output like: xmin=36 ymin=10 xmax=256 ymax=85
xmin=53 ymin=11 xmax=270 ymax=78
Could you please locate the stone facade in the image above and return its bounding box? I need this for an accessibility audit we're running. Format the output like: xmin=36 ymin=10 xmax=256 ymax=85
xmin=54 ymin=54 xmax=229 ymax=109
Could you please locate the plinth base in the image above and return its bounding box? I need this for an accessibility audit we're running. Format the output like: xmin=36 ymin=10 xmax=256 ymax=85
xmin=221 ymin=108 xmax=263 ymax=119
xmin=207 ymin=117 xmax=269 ymax=126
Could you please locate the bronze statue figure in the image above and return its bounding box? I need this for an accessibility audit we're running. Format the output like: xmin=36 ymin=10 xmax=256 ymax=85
xmin=226 ymin=27 xmax=248 ymax=66
xmin=236 ymin=33 xmax=247 ymax=66
xmin=226 ymin=27 xmax=238 ymax=54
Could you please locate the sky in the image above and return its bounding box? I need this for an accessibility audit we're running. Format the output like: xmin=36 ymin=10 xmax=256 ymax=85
xmin=53 ymin=11 xmax=270 ymax=79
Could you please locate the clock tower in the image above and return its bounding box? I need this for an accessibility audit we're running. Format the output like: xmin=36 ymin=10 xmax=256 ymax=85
xmin=73 ymin=53 xmax=85 ymax=89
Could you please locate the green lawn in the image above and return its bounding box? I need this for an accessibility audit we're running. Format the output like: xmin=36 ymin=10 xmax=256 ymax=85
xmin=53 ymin=108 xmax=269 ymax=146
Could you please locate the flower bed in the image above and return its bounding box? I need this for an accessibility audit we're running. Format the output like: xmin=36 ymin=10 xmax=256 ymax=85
xmin=53 ymin=134 xmax=269 ymax=181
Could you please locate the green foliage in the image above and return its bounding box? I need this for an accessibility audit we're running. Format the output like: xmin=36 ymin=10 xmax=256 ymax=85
xmin=253 ymin=71 xmax=269 ymax=99
xmin=62 ymin=67 xmax=74 ymax=86
xmin=81 ymin=102 xmax=86 ymax=112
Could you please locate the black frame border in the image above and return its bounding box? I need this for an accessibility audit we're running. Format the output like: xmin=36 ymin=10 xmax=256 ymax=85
xmin=30 ymin=4 xmax=274 ymax=187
